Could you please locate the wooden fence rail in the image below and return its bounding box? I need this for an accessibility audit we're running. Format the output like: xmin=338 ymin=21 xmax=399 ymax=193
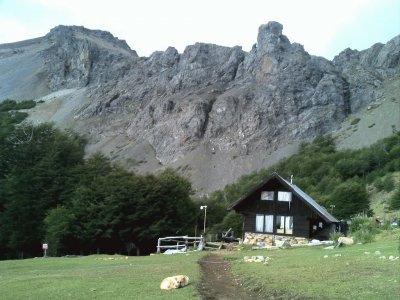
xmin=157 ymin=236 xmax=204 ymax=253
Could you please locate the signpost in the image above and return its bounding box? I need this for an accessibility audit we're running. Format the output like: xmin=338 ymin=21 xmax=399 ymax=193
xmin=200 ymin=206 xmax=207 ymax=235
xmin=42 ymin=243 xmax=48 ymax=257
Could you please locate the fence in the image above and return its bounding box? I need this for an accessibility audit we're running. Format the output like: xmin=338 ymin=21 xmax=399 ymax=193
xmin=156 ymin=236 xmax=204 ymax=254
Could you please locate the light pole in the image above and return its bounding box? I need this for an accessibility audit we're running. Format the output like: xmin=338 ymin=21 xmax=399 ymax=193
xmin=330 ymin=204 xmax=335 ymax=214
xmin=200 ymin=205 xmax=207 ymax=235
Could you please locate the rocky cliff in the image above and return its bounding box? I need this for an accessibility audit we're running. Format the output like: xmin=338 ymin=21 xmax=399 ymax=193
xmin=1 ymin=22 xmax=399 ymax=193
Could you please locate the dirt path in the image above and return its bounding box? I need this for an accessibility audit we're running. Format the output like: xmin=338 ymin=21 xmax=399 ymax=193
xmin=198 ymin=253 xmax=263 ymax=300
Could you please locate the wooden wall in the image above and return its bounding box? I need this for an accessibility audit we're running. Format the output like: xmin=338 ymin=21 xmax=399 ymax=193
xmin=237 ymin=178 xmax=333 ymax=239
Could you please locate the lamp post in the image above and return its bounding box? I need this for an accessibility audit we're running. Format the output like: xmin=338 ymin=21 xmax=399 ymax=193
xmin=330 ymin=204 xmax=335 ymax=214
xmin=200 ymin=205 xmax=207 ymax=235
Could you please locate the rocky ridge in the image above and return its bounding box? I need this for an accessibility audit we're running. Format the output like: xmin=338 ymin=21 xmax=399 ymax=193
xmin=1 ymin=21 xmax=399 ymax=193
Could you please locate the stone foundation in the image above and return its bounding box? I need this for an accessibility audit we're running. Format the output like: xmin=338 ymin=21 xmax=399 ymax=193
xmin=243 ymin=232 xmax=310 ymax=247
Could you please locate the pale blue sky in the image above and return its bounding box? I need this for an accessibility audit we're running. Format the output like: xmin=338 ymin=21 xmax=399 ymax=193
xmin=0 ymin=0 xmax=399 ymax=59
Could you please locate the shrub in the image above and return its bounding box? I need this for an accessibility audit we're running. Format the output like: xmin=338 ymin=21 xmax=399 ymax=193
xmin=350 ymin=217 xmax=377 ymax=244
xmin=379 ymin=220 xmax=393 ymax=231
xmin=15 ymin=100 xmax=36 ymax=110
xmin=349 ymin=216 xmax=372 ymax=232
xmin=211 ymin=211 xmax=243 ymax=237
xmin=374 ymin=175 xmax=395 ymax=192
xmin=330 ymin=231 xmax=344 ymax=244
xmin=388 ymin=187 xmax=400 ymax=210
xmin=352 ymin=229 xmax=375 ymax=244
xmin=0 ymin=99 xmax=36 ymax=112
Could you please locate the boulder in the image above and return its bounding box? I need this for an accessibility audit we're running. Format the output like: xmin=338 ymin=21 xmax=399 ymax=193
xmin=338 ymin=237 xmax=354 ymax=246
xmin=275 ymin=240 xmax=291 ymax=248
xmin=244 ymin=255 xmax=271 ymax=263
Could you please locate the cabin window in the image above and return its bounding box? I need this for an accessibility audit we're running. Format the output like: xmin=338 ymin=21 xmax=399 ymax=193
xmin=255 ymin=214 xmax=273 ymax=233
xmin=276 ymin=215 xmax=293 ymax=235
xmin=261 ymin=191 xmax=274 ymax=201
xmin=278 ymin=191 xmax=292 ymax=202
xmin=256 ymin=214 xmax=264 ymax=232
xmin=264 ymin=215 xmax=273 ymax=232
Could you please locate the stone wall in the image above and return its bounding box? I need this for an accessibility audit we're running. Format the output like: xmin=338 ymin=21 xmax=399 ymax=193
xmin=243 ymin=232 xmax=310 ymax=247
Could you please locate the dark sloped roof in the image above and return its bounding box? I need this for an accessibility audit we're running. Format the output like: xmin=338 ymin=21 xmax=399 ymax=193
xmin=227 ymin=172 xmax=339 ymax=223
xmin=282 ymin=179 xmax=339 ymax=223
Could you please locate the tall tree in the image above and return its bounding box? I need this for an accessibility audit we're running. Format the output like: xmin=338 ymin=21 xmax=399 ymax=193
xmin=110 ymin=168 xmax=196 ymax=254
xmin=0 ymin=123 xmax=85 ymax=258
xmin=328 ymin=180 xmax=370 ymax=219
xmin=44 ymin=206 xmax=77 ymax=256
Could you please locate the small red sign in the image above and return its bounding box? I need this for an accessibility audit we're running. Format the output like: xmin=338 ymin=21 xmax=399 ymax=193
xmin=42 ymin=243 xmax=48 ymax=250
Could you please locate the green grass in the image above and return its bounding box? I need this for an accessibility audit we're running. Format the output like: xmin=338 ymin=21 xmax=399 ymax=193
xmin=0 ymin=252 xmax=206 ymax=300
xmin=227 ymin=230 xmax=400 ymax=300
xmin=1 ymin=232 xmax=399 ymax=299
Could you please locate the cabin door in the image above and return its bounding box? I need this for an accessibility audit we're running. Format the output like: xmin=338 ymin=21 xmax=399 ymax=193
xmin=309 ymin=219 xmax=322 ymax=239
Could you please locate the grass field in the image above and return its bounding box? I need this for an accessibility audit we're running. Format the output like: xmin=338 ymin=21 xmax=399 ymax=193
xmin=1 ymin=230 xmax=399 ymax=299
xmin=228 ymin=230 xmax=400 ymax=299
xmin=0 ymin=251 xmax=206 ymax=300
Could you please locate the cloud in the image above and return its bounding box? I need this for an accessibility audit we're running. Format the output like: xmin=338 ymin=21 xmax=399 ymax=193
xmin=0 ymin=18 xmax=32 ymax=43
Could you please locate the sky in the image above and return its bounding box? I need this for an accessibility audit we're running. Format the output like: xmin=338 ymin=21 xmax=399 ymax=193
xmin=0 ymin=0 xmax=399 ymax=59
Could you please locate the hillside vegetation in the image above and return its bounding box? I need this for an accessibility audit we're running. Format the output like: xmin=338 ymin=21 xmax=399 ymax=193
xmin=203 ymin=133 xmax=400 ymax=235
xmin=0 ymin=100 xmax=399 ymax=259
xmin=0 ymin=101 xmax=196 ymax=259
xmin=0 ymin=99 xmax=36 ymax=138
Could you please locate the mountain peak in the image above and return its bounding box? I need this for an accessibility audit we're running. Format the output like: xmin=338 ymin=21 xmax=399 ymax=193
xmin=257 ymin=21 xmax=290 ymax=54
xmin=45 ymin=25 xmax=134 ymax=54
xmin=259 ymin=21 xmax=283 ymax=36
xmin=0 ymin=22 xmax=398 ymax=194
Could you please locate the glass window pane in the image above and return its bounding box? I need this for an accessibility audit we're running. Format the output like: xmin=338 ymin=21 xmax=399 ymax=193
xmin=278 ymin=191 xmax=292 ymax=202
xmin=264 ymin=215 xmax=273 ymax=233
xmin=256 ymin=214 xmax=264 ymax=232
xmin=276 ymin=215 xmax=284 ymax=234
xmin=276 ymin=216 xmax=293 ymax=234
xmin=285 ymin=216 xmax=293 ymax=234
xmin=261 ymin=191 xmax=274 ymax=201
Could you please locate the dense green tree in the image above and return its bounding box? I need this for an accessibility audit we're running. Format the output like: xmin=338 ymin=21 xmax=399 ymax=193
xmin=0 ymin=101 xmax=37 ymax=178
xmin=1 ymin=115 xmax=399 ymax=258
xmin=44 ymin=206 xmax=77 ymax=256
xmin=211 ymin=211 xmax=243 ymax=237
xmin=388 ymin=187 xmax=400 ymax=210
xmin=67 ymin=165 xmax=196 ymax=255
xmin=211 ymin=133 xmax=400 ymax=230
xmin=335 ymin=157 xmax=369 ymax=179
xmin=126 ymin=168 xmax=196 ymax=253
xmin=0 ymin=123 xmax=85 ymax=258
xmin=72 ymin=153 xmax=113 ymax=186
xmin=374 ymin=175 xmax=395 ymax=192
xmin=328 ymin=180 xmax=370 ymax=219
xmin=69 ymin=165 xmax=137 ymax=254
xmin=298 ymin=134 xmax=336 ymax=155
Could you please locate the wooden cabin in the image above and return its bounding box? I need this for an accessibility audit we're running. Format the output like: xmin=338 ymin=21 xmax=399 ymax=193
xmin=227 ymin=172 xmax=338 ymax=240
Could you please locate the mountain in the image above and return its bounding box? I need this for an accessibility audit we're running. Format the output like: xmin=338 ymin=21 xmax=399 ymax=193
xmin=0 ymin=22 xmax=399 ymax=194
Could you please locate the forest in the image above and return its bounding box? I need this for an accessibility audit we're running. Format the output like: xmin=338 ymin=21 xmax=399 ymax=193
xmin=0 ymin=100 xmax=399 ymax=259
xmin=0 ymin=101 xmax=196 ymax=258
